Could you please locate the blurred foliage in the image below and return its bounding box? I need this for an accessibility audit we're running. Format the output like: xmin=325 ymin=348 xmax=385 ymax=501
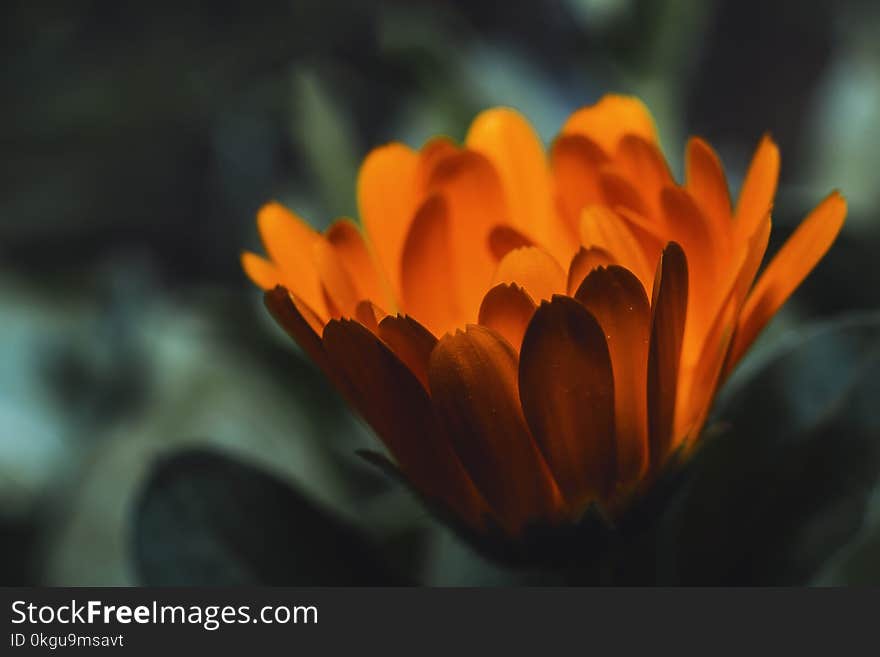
xmin=2 ymin=0 xmax=879 ymax=584
xmin=135 ymin=449 xmax=402 ymax=585
xmin=670 ymin=314 xmax=880 ymax=584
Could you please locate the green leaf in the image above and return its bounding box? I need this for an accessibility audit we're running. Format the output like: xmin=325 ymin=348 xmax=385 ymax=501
xmin=133 ymin=448 xmax=402 ymax=585
xmin=662 ymin=312 xmax=880 ymax=584
xmin=813 ymin=486 xmax=880 ymax=585
xmin=291 ymin=69 xmax=360 ymax=225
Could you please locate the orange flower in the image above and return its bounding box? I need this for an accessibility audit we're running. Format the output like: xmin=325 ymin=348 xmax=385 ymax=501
xmin=242 ymin=94 xmax=846 ymax=537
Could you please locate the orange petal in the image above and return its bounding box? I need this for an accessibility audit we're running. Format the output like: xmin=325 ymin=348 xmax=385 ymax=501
xmin=377 ymin=314 xmax=437 ymax=391
xmin=466 ymin=108 xmax=555 ymax=241
xmin=424 ymin=149 xmax=509 ymax=318
xmin=614 ymin=135 xmax=674 ymax=219
xmin=519 ymin=296 xmax=616 ymax=510
xmin=264 ymin=286 xmax=332 ymax=379
xmin=598 ymin=172 xmax=667 ymax=266
xmin=575 ymin=266 xmax=651 ymax=486
xmin=323 ymin=319 xmax=487 ymax=529
xmin=714 ymin=215 xmax=773 ymax=384
xmin=477 ymin=283 xmax=537 ymax=352
xmin=647 ymin=243 xmax=689 ymax=470
xmin=257 ymin=202 xmax=326 ymax=317
xmin=241 ymin=251 xmax=281 ymax=290
xmin=428 ymin=325 xmax=563 ymax=533
xmin=727 ymin=192 xmax=847 ymax=369
xmin=695 ymin=214 xmax=771 ymax=386
xmin=579 ymin=205 xmax=652 ymax=288
xmin=488 ymin=224 xmax=535 ymax=261
xmin=562 ymin=94 xmax=658 ymax=154
xmin=325 ymin=218 xmax=395 ymax=310
xmin=415 ymin=137 xmax=459 ymax=186
xmin=354 ymin=300 xmax=387 ymax=332
xmin=731 ymin=213 xmax=772 ymax=312
xmin=598 ymin=168 xmax=650 ymax=218
xmin=661 ymin=186 xmax=719 ymax=268
xmin=686 ymin=137 xmax=732 ymax=242
xmin=400 ymin=195 xmax=461 ymax=336
xmin=614 ymin=206 xmax=667 ymax=273
xmin=493 ymin=246 xmax=566 ymax=304
xmin=312 ymin=237 xmax=359 ymax=318
xmin=660 ymin=187 xmax=720 ymax=358
xmin=551 ymin=134 xmax=609 ymax=237
xmin=734 ymin=134 xmax=780 ymax=242
xmin=357 ymin=143 xmax=420 ymax=295
xmin=678 ymin=288 xmax=738 ymax=443
xmin=567 ymin=246 xmax=616 ymax=295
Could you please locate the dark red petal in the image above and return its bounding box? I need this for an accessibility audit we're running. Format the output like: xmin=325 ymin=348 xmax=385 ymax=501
xmin=647 ymin=243 xmax=689 ymax=470
xmin=323 ymin=319 xmax=487 ymax=529
xmin=519 ymin=296 xmax=616 ymax=511
xmin=575 ymin=266 xmax=651 ymax=486
xmin=429 ymin=325 xmax=563 ymax=533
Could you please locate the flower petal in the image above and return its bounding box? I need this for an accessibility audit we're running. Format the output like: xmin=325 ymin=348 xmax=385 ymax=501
xmin=598 ymin=168 xmax=650 ymax=219
xmin=567 ymin=246 xmax=616 ymax=295
xmin=728 ymin=192 xmax=847 ymax=369
xmin=598 ymin=172 xmax=667 ymax=266
xmin=661 ymin=186 xmax=719 ymax=275
xmin=325 ymin=218 xmax=395 ymax=310
xmin=686 ymin=137 xmax=732 ymax=240
xmin=699 ymin=214 xmax=771 ymax=392
xmin=323 ymin=319 xmax=488 ymax=529
xmin=519 ymin=296 xmax=616 ymax=510
xmin=579 ymin=205 xmax=653 ymax=288
xmin=734 ymin=134 xmax=780 ymax=241
xmin=416 ymin=137 xmax=459 ymax=185
xmin=717 ymin=214 xmax=772 ymax=381
xmin=400 ymin=195 xmax=461 ymax=336
xmin=493 ymin=246 xmax=566 ymax=304
xmin=429 ymin=325 xmax=563 ymax=533
xmin=615 ymin=135 xmax=674 ymax=219
xmin=257 ymin=202 xmax=326 ymax=318
xmin=477 ymin=283 xmax=537 ymax=352
xmin=551 ymin=134 xmax=609 ymax=236
xmin=731 ymin=213 xmax=772 ymax=311
xmin=312 ymin=237 xmax=359 ymax=318
xmin=562 ymin=94 xmax=658 ymax=154
xmin=357 ymin=143 xmax=420 ymax=295
xmin=660 ymin=187 xmax=720 ymax=363
xmin=466 ymin=108 xmax=555 ymax=241
xmin=354 ymin=300 xmax=387 ymax=332
xmin=614 ymin=206 xmax=667 ymax=272
xmin=425 ymin=149 xmax=509 ymax=318
xmin=575 ymin=266 xmax=651 ymax=486
xmin=264 ymin=286 xmax=332 ymax=379
xmin=241 ymin=251 xmax=281 ymax=290
xmin=488 ymin=224 xmax=535 ymax=261
xmin=377 ymin=314 xmax=437 ymax=391
xmin=679 ymin=288 xmax=738 ymax=443
xmin=647 ymin=243 xmax=689 ymax=470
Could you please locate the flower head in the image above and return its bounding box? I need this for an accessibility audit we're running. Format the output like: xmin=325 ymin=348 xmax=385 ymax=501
xmin=242 ymin=94 xmax=846 ymax=538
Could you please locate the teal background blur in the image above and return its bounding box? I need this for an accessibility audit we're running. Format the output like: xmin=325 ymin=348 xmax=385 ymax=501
xmin=2 ymin=0 xmax=879 ymax=585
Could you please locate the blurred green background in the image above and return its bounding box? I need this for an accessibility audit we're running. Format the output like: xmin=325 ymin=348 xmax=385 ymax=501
xmin=2 ymin=0 xmax=879 ymax=585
